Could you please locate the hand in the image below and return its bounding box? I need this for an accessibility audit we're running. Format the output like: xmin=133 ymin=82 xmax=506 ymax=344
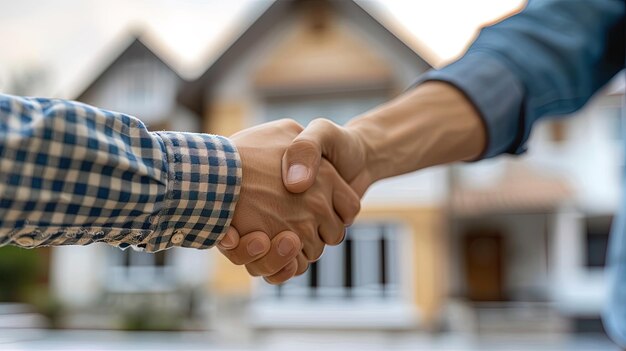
xmin=223 ymin=119 xmax=361 ymax=281
xmin=281 ymin=82 xmax=486 ymax=196
xmin=282 ymin=118 xmax=372 ymax=197
xmin=217 ymin=227 xmax=307 ymax=284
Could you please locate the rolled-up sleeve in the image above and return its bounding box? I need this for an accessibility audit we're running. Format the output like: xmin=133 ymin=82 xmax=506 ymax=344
xmin=415 ymin=0 xmax=625 ymax=159
xmin=416 ymin=52 xmax=525 ymax=158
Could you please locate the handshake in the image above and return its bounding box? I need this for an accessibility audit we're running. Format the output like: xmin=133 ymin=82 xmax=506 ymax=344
xmin=213 ymin=82 xmax=485 ymax=284
xmin=216 ymin=118 xmax=374 ymax=285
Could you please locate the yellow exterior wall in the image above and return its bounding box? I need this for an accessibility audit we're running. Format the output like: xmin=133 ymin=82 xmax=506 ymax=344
xmin=203 ymin=100 xmax=248 ymax=137
xmin=204 ymin=100 xmax=256 ymax=296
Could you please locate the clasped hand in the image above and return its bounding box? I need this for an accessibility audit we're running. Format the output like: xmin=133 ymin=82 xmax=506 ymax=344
xmin=218 ymin=119 xmax=369 ymax=284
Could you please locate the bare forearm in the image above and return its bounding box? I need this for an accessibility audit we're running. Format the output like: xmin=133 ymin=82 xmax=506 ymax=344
xmin=346 ymin=82 xmax=486 ymax=182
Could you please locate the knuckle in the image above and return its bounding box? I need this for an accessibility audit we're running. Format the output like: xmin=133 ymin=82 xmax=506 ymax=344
xmin=328 ymin=228 xmax=346 ymax=246
xmin=279 ymin=118 xmax=304 ymax=133
xmin=301 ymin=227 xmax=321 ymax=250
xmin=309 ymin=194 xmax=326 ymax=210
xmin=354 ymin=199 xmax=361 ymax=214
xmin=312 ymin=118 xmax=340 ymax=138
xmin=296 ymin=262 xmax=309 ymax=276
xmin=220 ymin=249 xmax=245 ymax=265
xmin=259 ymin=256 xmax=288 ymax=276
xmin=246 ymin=265 xmax=262 ymax=277
xmin=304 ymin=245 xmax=324 ymax=262
xmin=267 ymin=263 xmax=297 ymax=285
xmin=311 ymin=118 xmax=334 ymax=128
xmin=290 ymin=138 xmax=321 ymax=161
xmin=348 ymin=199 xmax=361 ymax=221
xmin=255 ymin=262 xmax=275 ymax=276
xmin=230 ymin=256 xmax=246 ymax=266
xmin=264 ymin=277 xmax=282 ymax=285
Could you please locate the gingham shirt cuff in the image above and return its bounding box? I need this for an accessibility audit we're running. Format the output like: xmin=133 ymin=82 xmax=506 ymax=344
xmin=139 ymin=132 xmax=241 ymax=252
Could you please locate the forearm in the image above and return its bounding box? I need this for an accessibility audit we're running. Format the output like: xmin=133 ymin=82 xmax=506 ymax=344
xmin=418 ymin=0 xmax=624 ymax=158
xmin=0 ymin=94 xmax=241 ymax=252
xmin=347 ymin=82 xmax=486 ymax=182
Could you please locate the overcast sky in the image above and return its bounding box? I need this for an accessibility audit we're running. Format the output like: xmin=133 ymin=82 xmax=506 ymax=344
xmin=0 ymin=0 xmax=524 ymax=96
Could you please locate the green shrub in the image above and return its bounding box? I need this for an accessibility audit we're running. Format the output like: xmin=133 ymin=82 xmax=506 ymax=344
xmin=0 ymin=246 xmax=44 ymax=302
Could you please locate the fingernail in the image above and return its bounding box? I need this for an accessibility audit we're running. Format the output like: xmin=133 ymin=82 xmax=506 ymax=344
xmin=219 ymin=233 xmax=235 ymax=248
xmin=278 ymin=237 xmax=296 ymax=256
xmin=247 ymin=238 xmax=266 ymax=256
xmin=287 ymin=164 xmax=309 ymax=184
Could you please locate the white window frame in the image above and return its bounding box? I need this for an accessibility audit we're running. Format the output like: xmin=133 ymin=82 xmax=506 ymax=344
xmin=250 ymin=221 xmax=419 ymax=329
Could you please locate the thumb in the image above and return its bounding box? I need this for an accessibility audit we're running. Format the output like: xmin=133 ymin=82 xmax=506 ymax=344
xmin=282 ymin=119 xmax=341 ymax=193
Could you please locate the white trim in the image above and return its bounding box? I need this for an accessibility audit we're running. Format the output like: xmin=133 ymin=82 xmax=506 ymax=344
xmin=250 ymin=221 xmax=419 ymax=329
xmin=249 ymin=300 xmax=419 ymax=329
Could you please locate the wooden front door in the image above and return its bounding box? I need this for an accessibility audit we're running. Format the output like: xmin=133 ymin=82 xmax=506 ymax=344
xmin=463 ymin=230 xmax=505 ymax=301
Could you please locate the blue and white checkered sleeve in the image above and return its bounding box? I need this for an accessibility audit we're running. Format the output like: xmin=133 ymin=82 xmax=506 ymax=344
xmin=0 ymin=94 xmax=241 ymax=252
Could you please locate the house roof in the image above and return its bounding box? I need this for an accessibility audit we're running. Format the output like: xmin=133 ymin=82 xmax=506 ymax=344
xmin=451 ymin=163 xmax=572 ymax=217
xmin=178 ymin=0 xmax=435 ymax=115
xmin=72 ymin=33 xmax=184 ymax=101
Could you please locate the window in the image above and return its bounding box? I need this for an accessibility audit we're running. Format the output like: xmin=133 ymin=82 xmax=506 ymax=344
xmin=106 ymin=248 xmax=175 ymax=292
xmin=585 ymin=215 xmax=613 ymax=268
xmin=259 ymin=223 xmax=402 ymax=301
xmin=125 ymin=59 xmax=152 ymax=108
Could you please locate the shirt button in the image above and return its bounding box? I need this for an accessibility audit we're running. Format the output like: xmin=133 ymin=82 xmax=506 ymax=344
xmin=171 ymin=232 xmax=185 ymax=245
xmin=16 ymin=237 xmax=35 ymax=247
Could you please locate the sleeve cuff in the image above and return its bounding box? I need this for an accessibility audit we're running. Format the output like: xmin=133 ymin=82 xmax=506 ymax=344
xmin=413 ymin=51 xmax=526 ymax=159
xmin=142 ymin=132 xmax=241 ymax=252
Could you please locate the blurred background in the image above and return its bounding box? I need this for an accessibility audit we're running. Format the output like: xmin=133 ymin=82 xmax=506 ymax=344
xmin=0 ymin=0 xmax=624 ymax=350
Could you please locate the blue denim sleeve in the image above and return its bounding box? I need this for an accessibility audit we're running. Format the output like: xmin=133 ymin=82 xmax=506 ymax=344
xmin=417 ymin=0 xmax=625 ymax=159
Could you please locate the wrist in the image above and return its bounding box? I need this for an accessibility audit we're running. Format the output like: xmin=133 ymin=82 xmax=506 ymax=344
xmin=346 ymin=81 xmax=486 ymax=180
xmin=345 ymin=122 xmax=386 ymax=183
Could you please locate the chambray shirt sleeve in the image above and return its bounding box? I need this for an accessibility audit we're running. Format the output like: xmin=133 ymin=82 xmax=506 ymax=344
xmin=0 ymin=94 xmax=241 ymax=252
xmin=415 ymin=0 xmax=625 ymax=158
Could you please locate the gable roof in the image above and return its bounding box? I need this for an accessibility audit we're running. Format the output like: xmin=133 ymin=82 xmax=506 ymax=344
xmin=74 ymin=34 xmax=183 ymax=101
xmin=452 ymin=162 xmax=572 ymax=216
xmin=178 ymin=0 xmax=434 ymax=115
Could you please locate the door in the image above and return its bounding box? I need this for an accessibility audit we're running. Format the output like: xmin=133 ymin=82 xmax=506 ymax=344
xmin=463 ymin=229 xmax=505 ymax=301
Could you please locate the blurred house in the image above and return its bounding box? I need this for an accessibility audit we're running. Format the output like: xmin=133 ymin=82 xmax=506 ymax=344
xmin=52 ymin=0 xmax=441 ymax=331
xmin=46 ymin=0 xmax=624 ymax=336
xmin=446 ymin=75 xmax=624 ymax=333
xmin=179 ymin=0 xmax=444 ymax=330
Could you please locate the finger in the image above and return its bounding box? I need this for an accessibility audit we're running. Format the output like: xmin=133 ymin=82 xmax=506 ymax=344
xmin=318 ymin=211 xmax=345 ymax=246
xmin=217 ymin=226 xmax=240 ymax=250
xmin=320 ymin=224 xmax=347 ymax=247
xmin=325 ymin=160 xmax=361 ymax=225
xmin=218 ymin=231 xmax=270 ymax=266
xmin=282 ymin=119 xmax=342 ymax=194
xmin=295 ymin=252 xmax=310 ymax=276
xmin=264 ymin=259 xmax=298 ymax=285
xmin=349 ymin=172 xmax=373 ymax=199
xmin=303 ymin=237 xmax=325 ymax=262
xmin=246 ymin=231 xmax=301 ymax=276
xmin=296 ymin=225 xmax=325 ymax=263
